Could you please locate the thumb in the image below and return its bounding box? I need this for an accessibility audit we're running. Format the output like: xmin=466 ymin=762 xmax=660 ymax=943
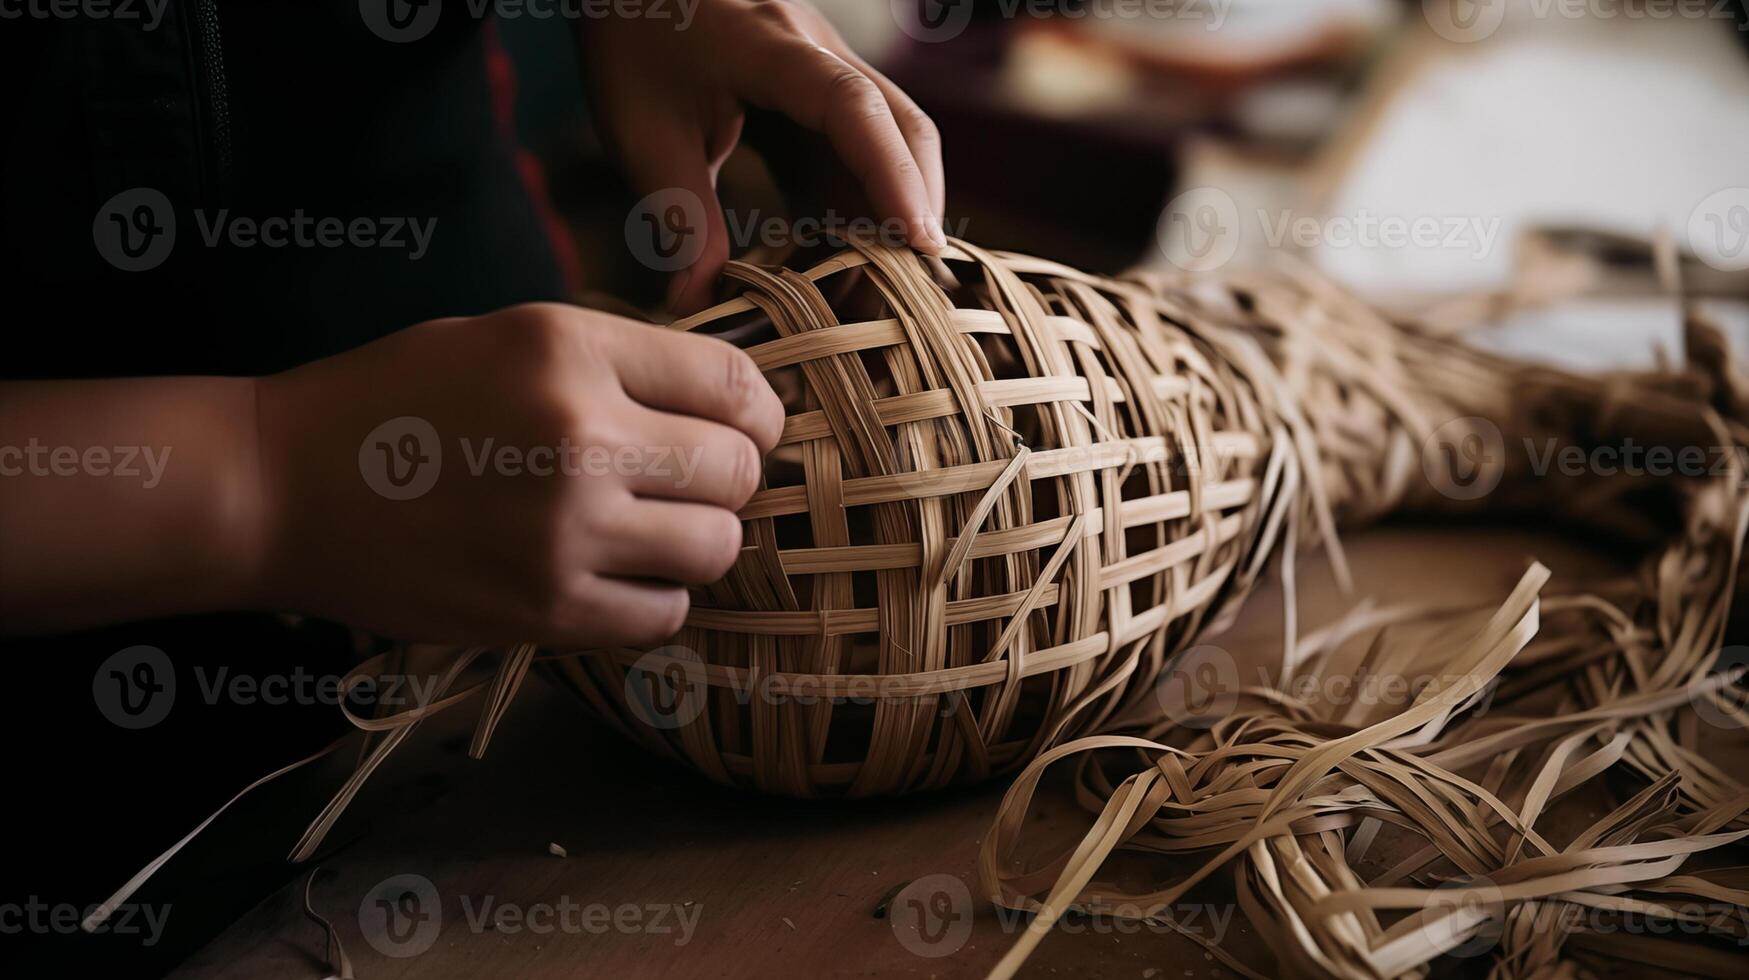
xmin=620 ymin=123 xmax=734 ymax=316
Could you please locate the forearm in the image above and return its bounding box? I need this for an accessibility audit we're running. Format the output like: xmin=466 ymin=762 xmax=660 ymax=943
xmin=0 ymin=376 xmax=267 ymax=634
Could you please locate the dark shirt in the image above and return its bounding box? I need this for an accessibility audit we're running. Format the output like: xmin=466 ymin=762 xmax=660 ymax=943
xmin=1 ymin=3 xmax=571 ymax=974
xmin=3 ymin=0 xmax=570 ymax=376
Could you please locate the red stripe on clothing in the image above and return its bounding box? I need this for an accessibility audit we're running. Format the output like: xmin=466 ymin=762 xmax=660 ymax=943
xmin=483 ymin=19 xmax=583 ymax=297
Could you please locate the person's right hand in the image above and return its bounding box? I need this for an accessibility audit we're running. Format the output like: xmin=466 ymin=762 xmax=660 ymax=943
xmin=580 ymin=0 xmax=946 ymax=314
xmin=252 ymin=303 xmax=784 ymax=648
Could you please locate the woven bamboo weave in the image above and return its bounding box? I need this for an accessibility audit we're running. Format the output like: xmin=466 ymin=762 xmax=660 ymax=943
xmin=87 ymin=239 xmax=1749 ymax=978
xmin=548 ymin=237 xmax=1505 ymax=797
xmin=976 ymin=304 xmax=1749 ymax=980
xmin=84 ymin=237 xmax=1511 ymax=928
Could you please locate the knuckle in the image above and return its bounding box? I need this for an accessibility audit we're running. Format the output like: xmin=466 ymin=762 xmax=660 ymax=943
xmin=656 ymin=590 xmax=692 ymax=640
xmin=572 ymin=310 xmax=633 ymax=363
xmin=628 ymin=589 xmax=691 ymax=645
xmin=905 ymin=109 xmax=941 ymax=147
xmin=718 ymin=344 xmax=767 ymax=422
xmin=886 ymin=149 xmax=924 ymax=183
xmin=530 ymin=397 xmax=591 ymax=453
xmin=497 ymin=302 xmax=574 ymax=356
xmin=751 ymin=0 xmax=804 ymax=32
xmin=827 ymin=69 xmax=884 ymax=116
xmin=528 ymin=386 xmax=582 ymax=438
xmin=697 ymin=510 xmax=745 ymax=581
xmin=723 ymin=433 xmax=763 ymax=506
xmin=568 ymin=486 xmax=621 ymax=537
xmin=569 ymin=402 xmax=634 ymax=459
xmin=530 ymin=567 xmax=584 ymax=631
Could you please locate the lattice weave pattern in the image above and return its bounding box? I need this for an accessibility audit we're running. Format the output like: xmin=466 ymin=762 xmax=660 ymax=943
xmin=550 ymin=239 xmax=1486 ymax=796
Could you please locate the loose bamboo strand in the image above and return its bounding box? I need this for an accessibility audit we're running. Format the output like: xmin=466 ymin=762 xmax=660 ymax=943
xmin=84 ymin=237 xmax=1749 ymax=980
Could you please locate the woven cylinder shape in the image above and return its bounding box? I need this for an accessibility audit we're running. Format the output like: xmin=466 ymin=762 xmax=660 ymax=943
xmin=550 ymin=238 xmax=1484 ymax=797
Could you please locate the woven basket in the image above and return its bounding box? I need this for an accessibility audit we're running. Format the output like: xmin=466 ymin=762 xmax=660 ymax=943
xmin=973 ymin=279 xmax=1749 ymax=980
xmin=93 ymin=239 xmax=1749 ymax=973
xmin=547 ymin=237 xmax=1500 ymax=797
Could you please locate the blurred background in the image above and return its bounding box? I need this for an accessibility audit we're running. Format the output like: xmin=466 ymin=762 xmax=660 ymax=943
xmin=504 ymin=0 xmax=1749 ymax=367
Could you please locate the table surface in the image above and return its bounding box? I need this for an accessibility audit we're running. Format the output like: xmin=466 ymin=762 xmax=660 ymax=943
xmin=166 ymin=526 xmax=1642 ymax=980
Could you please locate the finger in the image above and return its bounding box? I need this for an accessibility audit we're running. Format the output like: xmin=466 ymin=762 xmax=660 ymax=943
xmin=730 ymin=38 xmax=943 ymax=252
xmin=837 ymin=52 xmax=945 ymax=223
xmin=596 ymin=498 xmax=744 ymax=585
xmin=601 ymin=324 xmax=785 ymax=454
xmin=618 ymin=118 xmax=733 ymax=315
xmin=622 ymin=406 xmax=763 ymax=509
xmin=550 ymin=573 xmax=691 ymax=648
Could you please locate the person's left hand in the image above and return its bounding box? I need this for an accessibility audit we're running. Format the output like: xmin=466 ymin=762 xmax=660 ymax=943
xmin=578 ymin=0 xmax=946 ymax=313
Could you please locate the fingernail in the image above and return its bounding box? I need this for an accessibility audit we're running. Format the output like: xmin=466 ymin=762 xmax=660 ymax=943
xmin=665 ymin=270 xmax=693 ymax=313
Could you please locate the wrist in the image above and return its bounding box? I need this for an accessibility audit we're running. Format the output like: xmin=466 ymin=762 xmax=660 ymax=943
xmin=207 ymin=375 xmax=280 ymax=613
xmin=242 ymin=370 xmax=309 ymax=615
xmin=0 ymin=374 xmax=298 ymax=633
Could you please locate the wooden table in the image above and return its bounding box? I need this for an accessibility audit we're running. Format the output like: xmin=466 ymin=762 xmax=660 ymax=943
xmin=168 ymin=525 xmax=1624 ymax=979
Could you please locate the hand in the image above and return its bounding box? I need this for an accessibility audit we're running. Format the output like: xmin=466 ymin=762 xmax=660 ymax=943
xmin=254 ymin=304 xmax=784 ymax=647
xmin=581 ymin=0 xmax=946 ymax=313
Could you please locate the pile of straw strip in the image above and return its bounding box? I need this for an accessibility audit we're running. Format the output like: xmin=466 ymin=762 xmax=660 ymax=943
xmin=978 ymin=276 xmax=1749 ymax=979
xmin=85 ymin=239 xmax=1749 ymax=980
